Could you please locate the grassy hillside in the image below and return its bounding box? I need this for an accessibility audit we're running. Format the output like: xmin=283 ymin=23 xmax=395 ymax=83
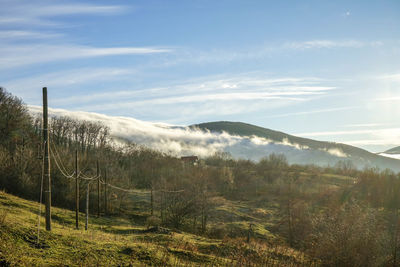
xmin=193 ymin=121 xmax=400 ymax=171
xmin=0 ymin=190 xmax=314 ymax=266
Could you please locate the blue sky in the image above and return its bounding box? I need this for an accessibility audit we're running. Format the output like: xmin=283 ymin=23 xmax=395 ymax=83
xmin=1 ymin=0 xmax=400 ymax=152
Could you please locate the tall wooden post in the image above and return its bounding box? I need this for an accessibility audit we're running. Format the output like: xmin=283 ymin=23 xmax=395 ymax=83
xmin=75 ymin=150 xmax=79 ymax=229
xmin=104 ymin=168 xmax=107 ymax=215
xmin=97 ymin=160 xmax=100 ymax=217
xmin=85 ymin=183 xmax=89 ymax=231
xmin=43 ymin=87 xmax=51 ymax=231
xmin=151 ymin=187 xmax=154 ymax=216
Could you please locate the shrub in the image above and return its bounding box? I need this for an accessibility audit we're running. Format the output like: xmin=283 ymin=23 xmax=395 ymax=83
xmin=146 ymin=216 xmax=161 ymax=229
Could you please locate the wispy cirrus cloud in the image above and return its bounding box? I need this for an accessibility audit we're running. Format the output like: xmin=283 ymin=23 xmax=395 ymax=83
xmin=267 ymin=106 xmax=354 ymax=118
xmin=0 ymin=44 xmax=170 ymax=69
xmin=0 ymin=1 xmax=168 ymax=70
xmin=4 ymin=71 xmax=332 ymax=107
xmin=167 ymin=39 xmax=385 ymax=67
xmin=2 ymin=67 xmax=136 ymax=96
xmin=344 ymin=123 xmax=388 ymax=128
xmin=295 ymin=128 xmax=400 ymax=137
xmin=4 ymin=71 xmax=335 ymax=123
xmin=284 ymin=40 xmax=382 ymax=50
xmin=0 ymin=1 xmax=126 ymax=26
xmin=46 ymin=74 xmax=334 ymax=121
xmin=296 ymin=128 xmax=400 ymax=148
xmin=0 ymin=30 xmax=62 ymax=40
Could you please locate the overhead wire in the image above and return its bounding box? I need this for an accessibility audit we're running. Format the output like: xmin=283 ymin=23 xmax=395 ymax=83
xmin=50 ymin=145 xmax=75 ymax=179
xmin=50 ymin=143 xmax=75 ymax=178
xmin=99 ymin=178 xmax=184 ymax=194
xmin=47 ymin=120 xmax=182 ymax=196
xmin=79 ymin=172 xmax=99 ymax=181
xmin=48 ymin=128 xmax=97 ymax=180
xmin=48 ymin=121 xmax=75 ymax=179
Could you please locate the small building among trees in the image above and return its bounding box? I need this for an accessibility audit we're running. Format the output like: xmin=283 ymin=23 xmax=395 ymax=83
xmin=180 ymin=155 xmax=198 ymax=165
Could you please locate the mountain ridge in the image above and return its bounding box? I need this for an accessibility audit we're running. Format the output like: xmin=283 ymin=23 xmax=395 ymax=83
xmin=28 ymin=106 xmax=400 ymax=172
xmin=192 ymin=121 xmax=400 ymax=171
xmin=384 ymin=146 xmax=400 ymax=154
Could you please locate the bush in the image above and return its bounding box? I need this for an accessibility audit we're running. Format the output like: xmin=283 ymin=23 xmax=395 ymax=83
xmin=207 ymin=225 xmax=228 ymax=239
xmin=0 ymin=209 xmax=8 ymax=225
xmin=307 ymin=203 xmax=387 ymax=266
xmin=146 ymin=216 xmax=161 ymax=229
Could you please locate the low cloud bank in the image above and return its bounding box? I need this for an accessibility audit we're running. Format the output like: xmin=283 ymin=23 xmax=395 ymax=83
xmin=378 ymin=153 xmax=400 ymax=160
xmin=28 ymin=105 xmax=347 ymax=161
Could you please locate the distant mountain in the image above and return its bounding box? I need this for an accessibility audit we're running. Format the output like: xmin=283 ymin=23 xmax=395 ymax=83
xmin=377 ymin=146 xmax=400 ymax=160
xmin=29 ymin=107 xmax=400 ymax=172
xmin=192 ymin=121 xmax=400 ymax=171
xmin=384 ymin=146 xmax=400 ymax=154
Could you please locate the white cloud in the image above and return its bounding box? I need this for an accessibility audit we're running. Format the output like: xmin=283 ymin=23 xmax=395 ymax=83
xmin=3 ymin=72 xmax=333 ymax=120
xmin=344 ymin=123 xmax=386 ymax=128
xmin=297 ymin=128 xmax=400 ymax=148
xmin=53 ymin=75 xmax=333 ymax=118
xmin=379 ymin=153 xmax=400 ymax=160
xmin=284 ymin=40 xmax=365 ymax=50
xmin=267 ymin=106 xmax=354 ymax=118
xmin=27 ymin=105 xmax=315 ymax=159
xmin=30 ymin=4 xmax=125 ymax=17
xmin=0 ymin=2 xmax=126 ymax=26
xmin=322 ymin=148 xmax=348 ymax=158
xmin=295 ymin=129 xmax=392 ymax=137
xmin=0 ymin=30 xmax=62 ymax=40
xmin=280 ymin=137 xmax=309 ymax=150
xmin=0 ymin=1 xmax=163 ymax=70
xmin=4 ymin=67 xmax=134 ymax=91
xmin=0 ymin=44 xmax=170 ymax=69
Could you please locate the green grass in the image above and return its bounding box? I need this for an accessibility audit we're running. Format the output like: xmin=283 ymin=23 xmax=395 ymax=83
xmin=0 ymin=190 xmax=314 ymax=266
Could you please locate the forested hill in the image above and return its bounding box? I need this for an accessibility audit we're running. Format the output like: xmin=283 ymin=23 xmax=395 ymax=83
xmin=384 ymin=146 xmax=400 ymax=154
xmin=192 ymin=121 xmax=400 ymax=171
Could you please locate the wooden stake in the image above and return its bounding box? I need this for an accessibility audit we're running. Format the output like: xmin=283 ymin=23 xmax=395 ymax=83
xmin=151 ymin=187 xmax=154 ymax=216
xmin=75 ymin=150 xmax=79 ymax=229
xmin=97 ymin=160 xmax=100 ymax=217
xmin=43 ymin=87 xmax=51 ymax=231
xmin=85 ymin=183 xmax=89 ymax=231
xmin=104 ymin=168 xmax=107 ymax=215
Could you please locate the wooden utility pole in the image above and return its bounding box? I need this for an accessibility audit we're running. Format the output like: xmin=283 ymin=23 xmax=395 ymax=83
xmin=85 ymin=183 xmax=89 ymax=231
xmin=43 ymin=87 xmax=51 ymax=231
xmin=97 ymin=160 xmax=100 ymax=217
xmin=150 ymin=187 xmax=154 ymax=216
xmin=104 ymin=168 xmax=107 ymax=215
xmin=75 ymin=150 xmax=79 ymax=229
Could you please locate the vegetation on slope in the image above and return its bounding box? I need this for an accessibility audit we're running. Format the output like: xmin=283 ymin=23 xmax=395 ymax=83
xmin=2 ymin=88 xmax=400 ymax=266
xmin=193 ymin=121 xmax=400 ymax=171
xmin=0 ymin=190 xmax=313 ymax=266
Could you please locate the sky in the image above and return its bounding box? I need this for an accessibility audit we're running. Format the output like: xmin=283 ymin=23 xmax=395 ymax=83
xmin=1 ymin=0 xmax=400 ymax=153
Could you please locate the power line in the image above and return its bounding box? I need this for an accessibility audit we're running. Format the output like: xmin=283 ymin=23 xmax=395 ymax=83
xmin=99 ymin=178 xmax=184 ymax=194
xmin=49 ymin=141 xmax=98 ymax=181
xmin=50 ymin=147 xmax=74 ymax=178
xmin=79 ymin=173 xmax=99 ymax=181
xmin=49 ymin=145 xmax=75 ymax=179
xmin=50 ymin=140 xmax=72 ymax=177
